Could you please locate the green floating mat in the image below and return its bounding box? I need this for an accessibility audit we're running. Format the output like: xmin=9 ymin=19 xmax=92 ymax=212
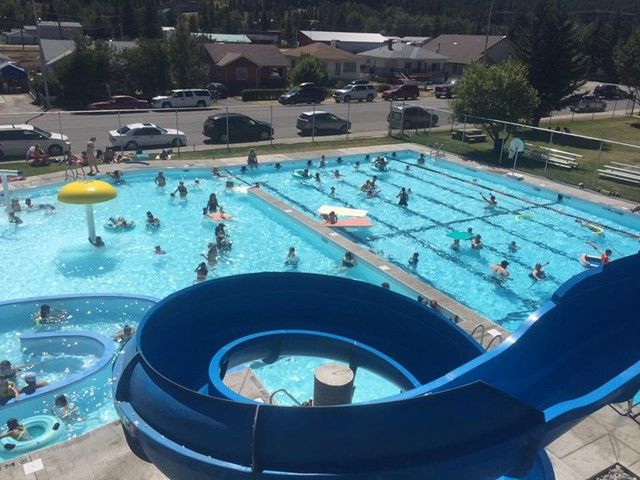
xmin=447 ymin=230 xmax=474 ymax=240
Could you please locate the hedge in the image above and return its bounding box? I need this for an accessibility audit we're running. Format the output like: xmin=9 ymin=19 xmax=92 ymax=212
xmin=241 ymin=88 xmax=287 ymax=102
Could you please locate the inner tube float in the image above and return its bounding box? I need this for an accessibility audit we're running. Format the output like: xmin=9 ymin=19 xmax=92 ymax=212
xmin=584 ymin=223 xmax=604 ymax=236
xmin=0 ymin=415 xmax=66 ymax=458
xmin=292 ymin=170 xmax=310 ymax=179
xmin=579 ymin=253 xmax=602 ymax=269
xmin=105 ymin=221 xmax=135 ymax=231
xmin=370 ymin=161 xmax=390 ymax=173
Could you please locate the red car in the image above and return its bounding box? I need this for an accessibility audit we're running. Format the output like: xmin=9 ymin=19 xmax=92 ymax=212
xmin=88 ymin=95 xmax=149 ymax=110
xmin=381 ymin=84 xmax=419 ymax=101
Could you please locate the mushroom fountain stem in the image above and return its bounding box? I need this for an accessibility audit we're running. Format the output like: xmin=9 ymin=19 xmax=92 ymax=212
xmin=85 ymin=204 xmax=96 ymax=242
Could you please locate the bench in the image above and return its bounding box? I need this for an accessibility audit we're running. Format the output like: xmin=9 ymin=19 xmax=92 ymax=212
xmin=609 ymin=161 xmax=640 ymax=173
xmin=451 ymin=129 xmax=487 ymax=143
xmin=598 ymin=163 xmax=640 ymax=185
xmin=523 ymin=143 xmax=580 ymax=169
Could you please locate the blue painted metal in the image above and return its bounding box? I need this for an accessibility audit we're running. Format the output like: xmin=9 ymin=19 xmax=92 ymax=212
xmin=113 ymin=254 xmax=640 ymax=480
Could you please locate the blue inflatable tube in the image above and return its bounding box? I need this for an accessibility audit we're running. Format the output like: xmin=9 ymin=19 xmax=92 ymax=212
xmin=0 ymin=415 xmax=66 ymax=459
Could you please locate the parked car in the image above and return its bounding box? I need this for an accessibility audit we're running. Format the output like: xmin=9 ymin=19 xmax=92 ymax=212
xmin=151 ymin=89 xmax=213 ymax=109
xmin=203 ymin=113 xmax=273 ymax=143
xmin=88 ymin=95 xmax=149 ymax=110
xmin=279 ymin=83 xmax=325 ymax=105
xmin=0 ymin=124 xmax=69 ymax=160
xmin=434 ymin=80 xmax=458 ymax=99
xmin=594 ymin=84 xmax=629 ymax=100
xmin=206 ymin=83 xmax=228 ymax=99
xmin=296 ymin=111 xmax=350 ymax=135
xmin=387 ymin=105 xmax=439 ymax=129
xmin=333 ymin=84 xmax=377 ymax=103
xmin=569 ymin=95 xmax=607 ymax=113
xmin=344 ymin=79 xmax=370 ymax=87
xmin=381 ymin=84 xmax=419 ymax=101
xmin=109 ymin=123 xmax=186 ymax=150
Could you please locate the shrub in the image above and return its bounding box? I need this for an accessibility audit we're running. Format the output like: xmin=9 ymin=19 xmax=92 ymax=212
xmin=241 ymin=88 xmax=287 ymax=102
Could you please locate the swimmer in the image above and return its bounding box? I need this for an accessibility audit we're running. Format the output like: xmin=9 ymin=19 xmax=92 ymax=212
xmin=34 ymin=304 xmax=67 ymax=327
xmin=107 ymin=170 xmax=124 ymax=183
xmin=206 ymin=193 xmax=219 ymax=213
xmin=89 ymin=236 xmax=105 ymax=247
xmin=329 ymin=187 xmax=336 ymax=197
xmin=306 ymin=159 xmax=312 ymax=168
xmin=154 ymin=245 xmax=166 ymax=255
xmin=302 ymin=168 xmax=310 ymax=179
xmin=319 ymin=157 xmax=326 ymax=168
xmin=341 ymin=251 xmax=356 ymax=268
xmin=10 ymin=199 xmax=21 ymax=212
xmin=365 ymin=154 xmax=370 ymax=162
xmin=471 ymin=234 xmax=483 ymax=250
xmin=333 ymin=170 xmax=342 ymax=179
xmin=587 ymin=242 xmax=612 ymax=265
xmin=508 ymin=241 xmax=518 ymax=253
xmin=19 ymin=373 xmax=48 ymax=395
xmin=408 ymin=252 xmax=419 ymax=268
xmin=193 ymin=178 xmax=201 ymax=189
xmin=450 ymin=238 xmax=461 ymax=251
xmin=381 ymin=282 xmax=390 ymax=289
xmin=490 ymin=260 xmax=510 ymax=278
xmin=154 ymin=171 xmax=166 ymax=187
xmin=8 ymin=211 xmax=22 ymax=224
xmin=195 ymin=262 xmax=208 ymax=282
xmin=324 ymin=211 xmax=338 ymax=225
xmin=354 ymin=161 xmax=360 ymax=170
xmin=52 ymin=394 xmax=79 ymax=420
xmin=405 ymin=165 xmax=411 ymax=171
xmin=225 ymin=180 xmax=234 ymax=189
xmin=146 ymin=211 xmax=160 ymax=227
xmin=417 ymin=153 xmax=425 ymax=165
xmin=170 ymin=181 xmax=188 ymax=198
xmin=529 ymin=262 xmax=548 ymax=281
xmin=336 ymin=157 xmax=343 ymax=164
xmin=275 ymin=163 xmax=282 ymax=170
xmin=0 ymin=418 xmax=29 ymax=439
xmin=284 ymin=246 xmax=299 ymax=267
xmin=397 ymin=187 xmax=409 ymax=207
xmin=391 ymin=152 xmax=397 ymax=158
xmin=371 ymin=175 xmax=378 ymax=187
xmin=361 ymin=180 xmax=372 ymax=192
xmin=201 ymin=242 xmax=218 ymax=266
xmin=315 ymin=172 xmax=321 ymax=182
xmin=480 ymin=192 xmax=497 ymax=208
xmin=212 ymin=167 xmax=222 ymax=177
xmin=240 ymin=166 xmax=247 ymax=174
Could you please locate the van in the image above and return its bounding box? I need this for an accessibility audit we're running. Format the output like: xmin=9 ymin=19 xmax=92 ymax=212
xmin=151 ymin=89 xmax=214 ymax=109
xmin=0 ymin=124 xmax=70 ymax=160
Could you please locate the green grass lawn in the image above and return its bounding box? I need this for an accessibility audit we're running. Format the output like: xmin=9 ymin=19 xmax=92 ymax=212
xmin=0 ymin=136 xmax=401 ymax=177
xmin=401 ymin=116 xmax=640 ymax=203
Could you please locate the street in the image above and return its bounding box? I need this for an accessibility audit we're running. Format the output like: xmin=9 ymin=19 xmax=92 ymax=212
xmin=0 ymin=92 xmax=635 ymax=156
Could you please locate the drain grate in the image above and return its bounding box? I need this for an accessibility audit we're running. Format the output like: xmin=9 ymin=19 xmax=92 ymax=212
xmin=586 ymin=463 xmax=640 ymax=480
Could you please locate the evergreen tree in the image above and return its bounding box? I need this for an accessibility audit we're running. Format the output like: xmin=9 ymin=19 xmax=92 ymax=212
xmin=289 ymin=54 xmax=328 ymax=86
xmin=614 ymin=26 xmax=640 ymax=94
xmin=139 ymin=0 xmax=161 ymax=39
xmin=514 ymin=0 xmax=586 ymax=125
xmin=169 ymin=18 xmax=207 ymax=88
xmin=119 ymin=0 xmax=138 ymax=38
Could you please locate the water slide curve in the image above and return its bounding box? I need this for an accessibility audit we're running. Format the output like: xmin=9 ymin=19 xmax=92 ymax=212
xmin=113 ymin=254 xmax=640 ymax=480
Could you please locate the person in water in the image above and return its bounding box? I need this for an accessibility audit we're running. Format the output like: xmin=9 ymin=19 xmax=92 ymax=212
xmin=0 ymin=379 xmax=19 ymax=405
xmin=417 ymin=153 xmax=426 ymax=165
xmin=201 ymin=243 xmax=218 ymax=266
xmin=490 ymin=260 xmax=510 ymax=278
xmin=154 ymin=171 xmax=166 ymax=187
xmin=342 ymin=251 xmax=356 ymax=268
xmin=397 ymin=187 xmax=409 ymax=207
xmin=8 ymin=211 xmax=22 ymax=224
xmin=35 ymin=304 xmax=67 ymax=327
xmin=284 ymin=247 xmax=299 ymax=267
xmin=0 ymin=360 xmax=28 ymax=383
xmin=247 ymin=149 xmax=258 ymax=168
xmin=52 ymin=394 xmax=79 ymax=420
xmin=154 ymin=245 xmax=166 ymax=255
xmin=195 ymin=262 xmax=208 ymax=282
xmin=587 ymin=242 xmax=612 ymax=265
xmin=354 ymin=161 xmax=360 ymax=170
xmin=450 ymin=238 xmax=461 ymax=251
xmin=408 ymin=252 xmax=419 ymax=268
xmin=508 ymin=241 xmax=519 ymax=253
xmin=0 ymin=418 xmax=30 ymax=440
xmin=171 ymin=181 xmax=188 ymax=198
xmin=480 ymin=193 xmax=497 ymax=208
xmin=315 ymin=172 xmax=321 ymax=182
xmin=19 ymin=373 xmax=48 ymax=395
xmin=471 ymin=234 xmax=483 ymax=250
xmin=329 ymin=187 xmax=336 ymax=197
xmin=333 ymin=170 xmax=342 ymax=179
xmin=529 ymin=262 xmax=548 ymax=281
xmin=206 ymin=193 xmax=219 ymax=213
xmin=146 ymin=211 xmax=160 ymax=227
xmin=114 ymin=325 xmax=135 ymax=342
xmin=89 ymin=236 xmax=105 ymax=247
xmin=302 ymin=168 xmax=310 ymax=179
xmin=324 ymin=211 xmax=338 ymax=225
xmin=319 ymin=157 xmax=326 ymax=168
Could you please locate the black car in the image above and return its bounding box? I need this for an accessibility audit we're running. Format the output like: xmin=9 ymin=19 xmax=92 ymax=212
xmin=434 ymin=80 xmax=457 ymax=99
xmin=279 ymin=83 xmax=326 ymax=105
xmin=387 ymin=105 xmax=439 ymax=129
xmin=206 ymin=83 xmax=228 ymax=99
xmin=593 ymin=83 xmax=629 ymax=100
xmin=203 ymin=113 xmax=273 ymax=143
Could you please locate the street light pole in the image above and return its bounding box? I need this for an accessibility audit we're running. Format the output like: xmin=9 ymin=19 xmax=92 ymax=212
xmin=31 ymin=0 xmax=51 ymax=109
xmin=484 ymin=0 xmax=495 ymax=55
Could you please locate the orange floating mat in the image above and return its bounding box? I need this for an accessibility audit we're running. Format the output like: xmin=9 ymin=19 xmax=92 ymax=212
xmin=324 ymin=217 xmax=372 ymax=228
xmin=207 ymin=212 xmax=233 ymax=221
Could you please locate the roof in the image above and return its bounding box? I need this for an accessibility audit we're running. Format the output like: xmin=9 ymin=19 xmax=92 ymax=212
xmin=193 ymin=33 xmax=251 ymax=43
xmin=203 ymin=43 xmax=289 ymax=67
xmin=358 ymin=42 xmax=448 ymax=61
xmin=0 ymin=61 xmax=27 ymax=74
xmin=282 ymin=42 xmax=359 ymax=61
xmin=40 ymin=39 xmax=136 ymax=66
xmin=300 ymin=30 xmax=389 ymax=44
xmin=401 ymin=36 xmax=432 ymax=43
xmin=37 ymin=21 xmax=82 ymax=28
xmin=425 ymin=35 xmax=507 ymax=64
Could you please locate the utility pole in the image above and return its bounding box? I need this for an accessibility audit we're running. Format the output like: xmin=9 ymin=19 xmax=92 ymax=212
xmin=31 ymin=0 xmax=51 ymax=109
xmin=483 ymin=0 xmax=495 ymax=55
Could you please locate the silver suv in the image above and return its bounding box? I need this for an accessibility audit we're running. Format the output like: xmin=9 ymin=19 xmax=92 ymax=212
xmin=0 ymin=124 xmax=70 ymax=160
xmin=151 ymin=89 xmax=214 ymax=109
xmin=333 ymin=84 xmax=377 ymax=103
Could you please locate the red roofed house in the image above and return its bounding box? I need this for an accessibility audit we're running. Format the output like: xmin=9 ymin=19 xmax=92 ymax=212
xmin=202 ymin=43 xmax=289 ymax=94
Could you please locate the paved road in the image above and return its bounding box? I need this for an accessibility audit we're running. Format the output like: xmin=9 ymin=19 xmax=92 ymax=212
xmin=0 ymin=92 xmax=635 ymax=156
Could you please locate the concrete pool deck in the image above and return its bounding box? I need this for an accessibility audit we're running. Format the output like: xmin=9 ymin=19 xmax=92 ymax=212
xmin=1 ymin=143 xmax=639 ymax=479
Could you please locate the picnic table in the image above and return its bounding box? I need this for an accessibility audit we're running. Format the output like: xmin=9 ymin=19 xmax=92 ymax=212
xmin=451 ymin=128 xmax=487 ymax=143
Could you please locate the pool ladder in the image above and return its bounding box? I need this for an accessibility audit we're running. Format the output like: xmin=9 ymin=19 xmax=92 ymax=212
xmin=430 ymin=143 xmax=445 ymax=159
xmin=269 ymin=388 xmax=301 ymax=406
xmin=471 ymin=324 xmax=503 ymax=350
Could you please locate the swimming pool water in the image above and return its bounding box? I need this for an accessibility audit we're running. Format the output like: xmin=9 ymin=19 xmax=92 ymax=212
xmin=238 ymin=151 xmax=639 ymax=330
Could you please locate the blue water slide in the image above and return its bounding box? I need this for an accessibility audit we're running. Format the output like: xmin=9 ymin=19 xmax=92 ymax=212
xmin=113 ymin=254 xmax=640 ymax=480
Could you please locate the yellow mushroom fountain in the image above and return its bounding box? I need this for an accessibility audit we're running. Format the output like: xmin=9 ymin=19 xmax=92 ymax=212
xmin=57 ymin=180 xmax=117 ymax=245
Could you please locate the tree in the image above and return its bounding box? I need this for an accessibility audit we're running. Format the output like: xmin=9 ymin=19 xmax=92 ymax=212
xmin=614 ymin=26 xmax=640 ymax=95
xmin=120 ymin=40 xmax=171 ymax=98
xmin=514 ymin=0 xmax=586 ymax=126
xmin=139 ymin=0 xmax=161 ymax=39
xmin=452 ymin=60 xmax=539 ymax=151
xmin=168 ymin=18 xmax=207 ymax=88
xmin=289 ymin=54 xmax=328 ymax=86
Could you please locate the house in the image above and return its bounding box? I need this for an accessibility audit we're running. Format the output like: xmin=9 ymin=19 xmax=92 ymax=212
xmin=297 ymin=30 xmax=390 ymax=54
xmin=202 ymin=43 xmax=289 ymax=94
xmin=400 ymin=36 xmax=432 ymax=46
xmin=424 ymin=35 xmax=514 ymax=76
xmin=282 ymin=42 xmax=362 ymax=82
xmin=39 ymin=39 xmax=136 ymax=72
xmin=4 ymin=27 xmax=38 ymax=45
xmin=0 ymin=61 xmax=28 ymax=93
xmin=244 ymin=31 xmax=281 ymax=45
xmin=193 ymin=33 xmax=251 ymax=44
xmin=358 ymin=41 xmax=448 ymax=79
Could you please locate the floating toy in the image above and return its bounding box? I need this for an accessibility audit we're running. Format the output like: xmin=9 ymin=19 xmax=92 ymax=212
xmin=579 ymin=253 xmax=602 ymax=269
xmin=0 ymin=415 xmax=66 ymax=458
xmin=317 ymin=205 xmax=368 ymax=218
xmin=292 ymin=170 xmax=310 ymax=179
xmin=577 ymin=220 xmax=605 ymax=236
xmin=207 ymin=212 xmax=233 ymax=221
xmin=324 ymin=217 xmax=372 ymax=228
xmin=105 ymin=220 xmax=135 ymax=231
xmin=447 ymin=230 xmax=474 ymax=241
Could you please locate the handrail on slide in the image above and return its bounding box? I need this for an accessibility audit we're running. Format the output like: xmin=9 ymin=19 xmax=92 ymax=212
xmin=269 ymin=388 xmax=302 ymax=406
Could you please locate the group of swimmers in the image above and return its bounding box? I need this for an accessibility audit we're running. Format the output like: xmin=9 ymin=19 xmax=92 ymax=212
xmin=6 ymin=197 xmax=56 ymax=224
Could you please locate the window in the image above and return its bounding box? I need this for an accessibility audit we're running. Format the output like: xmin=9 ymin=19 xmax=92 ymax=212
xmin=453 ymin=64 xmax=464 ymax=75
xmin=343 ymin=62 xmax=356 ymax=73
xmin=132 ymin=129 xmax=144 ymax=136
xmin=173 ymin=91 xmax=184 ymax=98
xmin=236 ymin=67 xmax=248 ymax=81
xmin=184 ymin=91 xmax=194 ymax=97
xmin=334 ymin=63 xmax=341 ymax=75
